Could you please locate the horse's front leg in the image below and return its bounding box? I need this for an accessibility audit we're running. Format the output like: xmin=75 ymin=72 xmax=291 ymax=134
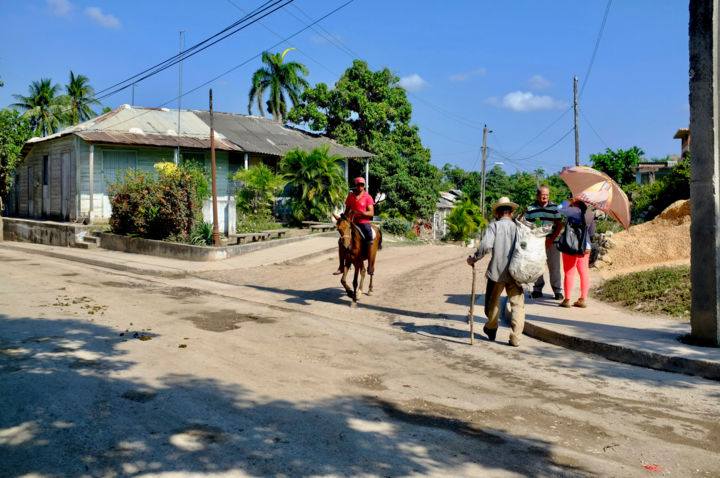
xmin=350 ymin=265 xmax=361 ymax=307
xmin=340 ymin=262 xmax=354 ymax=299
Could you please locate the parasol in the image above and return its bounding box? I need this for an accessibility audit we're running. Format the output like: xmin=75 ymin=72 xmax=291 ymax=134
xmin=558 ymin=166 xmax=631 ymax=228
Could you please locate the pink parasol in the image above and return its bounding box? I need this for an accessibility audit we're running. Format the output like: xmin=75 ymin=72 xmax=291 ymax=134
xmin=559 ymin=166 xmax=631 ymax=228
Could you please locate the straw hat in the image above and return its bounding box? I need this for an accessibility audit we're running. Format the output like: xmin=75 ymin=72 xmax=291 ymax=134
xmin=491 ymin=196 xmax=519 ymax=215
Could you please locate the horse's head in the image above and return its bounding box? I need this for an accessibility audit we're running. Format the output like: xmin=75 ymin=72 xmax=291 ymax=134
xmin=334 ymin=213 xmax=353 ymax=251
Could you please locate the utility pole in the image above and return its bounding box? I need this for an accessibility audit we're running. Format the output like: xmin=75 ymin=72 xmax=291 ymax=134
xmin=176 ymin=30 xmax=184 ymax=165
xmin=209 ymin=89 xmax=220 ymax=246
xmin=131 ymin=83 xmax=135 ymax=106
xmin=574 ymin=75 xmax=579 ymax=166
xmin=479 ymin=125 xmax=490 ymax=218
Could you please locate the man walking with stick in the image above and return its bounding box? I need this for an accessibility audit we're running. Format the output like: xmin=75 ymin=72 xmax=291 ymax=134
xmin=466 ymin=197 xmax=526 ymax=347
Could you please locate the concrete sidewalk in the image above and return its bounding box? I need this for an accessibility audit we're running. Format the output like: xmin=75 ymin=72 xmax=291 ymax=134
xmin=2 ymin=239 xmax=718 ymax=381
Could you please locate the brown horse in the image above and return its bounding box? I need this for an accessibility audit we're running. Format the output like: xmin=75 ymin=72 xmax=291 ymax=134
xmin=333 ymin=213 xmax=382 ymax=307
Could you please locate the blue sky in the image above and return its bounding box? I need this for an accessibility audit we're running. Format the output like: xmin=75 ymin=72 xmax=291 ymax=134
xmin=0 ymin=0 xmax=689 ymax=175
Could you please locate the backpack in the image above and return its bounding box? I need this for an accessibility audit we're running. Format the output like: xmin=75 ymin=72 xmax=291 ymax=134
xmin=556 ymin=212 xmax=588 ymax=256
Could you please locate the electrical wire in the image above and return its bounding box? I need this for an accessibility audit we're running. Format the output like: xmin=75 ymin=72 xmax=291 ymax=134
xmin=579 ymin=0 xmax=612 ymax=98
xmin=96 ymin=0 xmax=297 ymax=102
xmin=94 ymin=0 xmax=280 ymax=97
xmin=579 ymin=107 xmax=610 ymax=149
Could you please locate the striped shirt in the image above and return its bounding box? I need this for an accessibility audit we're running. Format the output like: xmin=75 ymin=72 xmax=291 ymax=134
xmin=525 ymin=201 xmax=561 ymax=236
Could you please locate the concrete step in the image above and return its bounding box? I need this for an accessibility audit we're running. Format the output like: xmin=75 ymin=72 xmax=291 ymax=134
xmin=82 ymin=235 xmax=100 ymax=245
xmin=71 ymin=241 xmax=96 ymax=249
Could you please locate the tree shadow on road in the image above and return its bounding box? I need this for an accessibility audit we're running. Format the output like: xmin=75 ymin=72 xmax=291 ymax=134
xmin=0 ymin=313 xmax=595 ymax=477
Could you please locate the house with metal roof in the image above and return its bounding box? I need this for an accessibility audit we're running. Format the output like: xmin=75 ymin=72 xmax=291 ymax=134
xmin=8 ymin=105 xmax=372 ymax=233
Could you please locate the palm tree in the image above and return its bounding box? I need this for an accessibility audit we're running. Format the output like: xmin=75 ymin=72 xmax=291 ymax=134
xmin=10 ymin=78 xmax=66 ymax=136
xmin=280 ymin=145 xmax=346 ymax=222
xmin=65 ymin=71 xmax=101 ymax=124
xmin=248 ymin=49 xmax=309 ymax=123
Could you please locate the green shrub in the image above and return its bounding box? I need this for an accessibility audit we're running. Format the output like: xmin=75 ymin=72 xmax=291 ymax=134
xmin=232 ymin=163 xmax=285 ymax=218
xmin=189 ymin=222 xmax=214 ymax=245
xmin=236 ymin=212 xmax=282 ymax=233
xmin=381 ymin=216 xmax=409 ymax=236
xmin=108 ymin=163 xmax=203 ymax=240
xmin=444 ymin=198 xmax=487 ymax=241
xmin=625 ymin=157 xmax=690 ymax=222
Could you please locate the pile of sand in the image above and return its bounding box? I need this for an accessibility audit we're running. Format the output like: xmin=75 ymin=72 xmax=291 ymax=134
xmin=593 ymin=199 xmax=690 ymax=275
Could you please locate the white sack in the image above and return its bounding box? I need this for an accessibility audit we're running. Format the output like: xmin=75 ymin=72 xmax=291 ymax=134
xmin=509 ymin=218 xmax=551 ymax=290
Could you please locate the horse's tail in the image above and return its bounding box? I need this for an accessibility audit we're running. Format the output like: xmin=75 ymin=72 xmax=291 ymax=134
xmin=377 ymin=227 xmax=383 ymax=250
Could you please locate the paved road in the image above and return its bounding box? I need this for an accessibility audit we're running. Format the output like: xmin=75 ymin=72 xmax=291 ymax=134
xmin=1 ymin=244 xmax=718 ymax=477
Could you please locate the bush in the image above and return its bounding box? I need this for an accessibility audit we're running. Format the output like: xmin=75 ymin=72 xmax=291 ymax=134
xmin=625 ymin=157 xmax=690 ymax=222
xmin=232 ymin=163 xmax=285 ymax=218
xmin=381 ymin=216 xmax=409 ymax=236
xmin=236 ymin=212 xmax=282 ymax=233
xmin=189 ymin=222 xmax=215 ymax=245
xmin=444 ymin=198 xmax=487 ymax=241
xmin=108 ymin=163 xmax=203 ymax=241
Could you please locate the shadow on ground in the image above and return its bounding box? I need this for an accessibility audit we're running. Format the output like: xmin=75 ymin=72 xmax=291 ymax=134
xmin=0 ymin=314 xmax=593 ymax=477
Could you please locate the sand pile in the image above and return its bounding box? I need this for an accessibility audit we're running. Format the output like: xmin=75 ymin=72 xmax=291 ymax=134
xmin=593 ymin=199 xmax=690 ymax=274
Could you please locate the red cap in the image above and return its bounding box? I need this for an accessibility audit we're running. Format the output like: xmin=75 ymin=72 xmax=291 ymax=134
xmin=354 ymin=177 xmax=366 ymax=185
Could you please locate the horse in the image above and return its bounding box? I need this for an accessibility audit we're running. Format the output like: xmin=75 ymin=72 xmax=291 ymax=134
xmin=333 ymin=213 xmax=382 ymax=307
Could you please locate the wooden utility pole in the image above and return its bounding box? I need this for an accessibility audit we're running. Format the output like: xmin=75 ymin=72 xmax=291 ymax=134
xmin=574 ymin=75 xmax=580 ymax=166
xmin=209 ymin=89 xmax=220 ymax=246
xmin=479 ymin=125 xmax=489 ymax=218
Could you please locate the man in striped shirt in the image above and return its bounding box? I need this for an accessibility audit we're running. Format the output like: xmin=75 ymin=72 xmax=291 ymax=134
xmin=524 ymin=186 xmax=564 ymax=300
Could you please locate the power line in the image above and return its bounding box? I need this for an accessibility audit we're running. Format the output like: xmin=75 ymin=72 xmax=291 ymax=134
xmin=94 ymin=0 xmax=279 ymax=97
xmin=579 ymin=0 xmax=612 ymax=98
xmin=96 ymin=0 xmax=297 ymax=101
xmin=508 ymin=107 xmax=572 ymax=157
xmin=579 ymin=107 xmax=610 ymax=149
xmin=489 ymin=127 xmax=574 ymax=162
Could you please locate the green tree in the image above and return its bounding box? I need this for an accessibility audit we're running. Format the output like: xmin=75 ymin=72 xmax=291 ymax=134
xmin=10 ymin=78 xmax=67 ymax=136
xmin=288 ymin=59 xmax=441 ymax=219
xmin=444 ymin=197 xmax=487 ymax=241
xmin=280 ymin=145 xmax=346 ymax=222
xmin=248 ymin=49 xmax=309 ymax=123
xmin=590 ymin=146 xmax=644 ymax=185
xmin=232 ymin=163 xmax=286 ymax=217
xmin=64 ymin=71 xmax=101 ymax=124
xmin=0 ymin=109 xmax=34 ymax=208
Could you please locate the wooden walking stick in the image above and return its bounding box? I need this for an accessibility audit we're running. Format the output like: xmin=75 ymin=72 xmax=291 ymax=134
xmin=469 ymin=264 xmax=477 ymax=345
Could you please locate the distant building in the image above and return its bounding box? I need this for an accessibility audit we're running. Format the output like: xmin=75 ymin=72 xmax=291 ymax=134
xmin=674 ymin=128 xmax=690 ymax=158
xmin=632 ymin=160 xmax=678 ymax=184
xmin=432 ymin=189 xmax=463 ymax=239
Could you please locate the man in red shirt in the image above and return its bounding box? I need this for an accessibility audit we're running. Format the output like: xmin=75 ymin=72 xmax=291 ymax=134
xmin=333 ymin=177 xmax=375 ymax=274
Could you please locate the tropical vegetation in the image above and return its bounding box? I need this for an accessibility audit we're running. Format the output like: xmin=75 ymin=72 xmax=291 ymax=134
xmin=444 ymin=197 xmax=487 ymax=241
xmin=10 ymin=78 xmax=67 ymax=137
xmin=288 ymin=60 xmax=441 ymax=219
xmin=108 ymin=162 xmax=209 ymax=242
xmin=65 ymin=71 xmax=101 ymax=124
xmin=0 ymin=109 xmax=34 ymax=208
xmin=590 ymin=146 xmax=643 ymax=185
xmin=248 ymin=49 xmax=309 ymax=123
xmin=280 ymin=145 xmax=346 ymax=223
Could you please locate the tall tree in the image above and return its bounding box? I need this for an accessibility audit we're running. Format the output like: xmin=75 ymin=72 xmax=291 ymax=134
xmin=288 ymin=60 xmax=441 ymax=218
xmin=590 ymin=146 xmax=644 ymax=185
xmin=10 ymin=78 xmax=66 ymax=136
xmin=280 ymin=145 xmax=346 ymax=222
xmin=0 ymin=109 xmax=33 ymax=208
xmin=248 ymin=49 xmax=309 ymax=123
xmin=65 ymin=71 xmax=100 ymax=124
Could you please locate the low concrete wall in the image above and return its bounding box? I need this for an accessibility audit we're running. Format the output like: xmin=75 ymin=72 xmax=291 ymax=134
xmin=99 ymin=233 xmax=230 ymax=261
xmin=99 ymin=231 xmax=337 ymax=262
xmin=2 ymin=217 xmax=91 ymax=247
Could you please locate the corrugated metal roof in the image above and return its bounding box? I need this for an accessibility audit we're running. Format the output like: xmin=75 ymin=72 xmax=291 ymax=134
xmin=24 ymin=105 xmax=373 ymax=159
xmin=75 ymin=132 xmax=240 ymax=151
xmin=193 ymin=110 xmax=373 ymax=159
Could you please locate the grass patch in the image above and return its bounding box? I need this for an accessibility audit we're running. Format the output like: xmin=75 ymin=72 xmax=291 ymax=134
xmin=594 ymin=265 xmax=690 ymax=318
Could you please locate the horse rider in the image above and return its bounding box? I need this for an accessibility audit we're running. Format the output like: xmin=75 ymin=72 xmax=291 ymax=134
xmin=334 ymin=176 xmax=375 ymax=275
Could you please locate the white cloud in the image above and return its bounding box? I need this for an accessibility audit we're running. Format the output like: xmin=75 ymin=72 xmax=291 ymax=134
xmin=398 ymin=74 xmax=428 ymax=92
xmin=449 ymin=67 xmax=486 ymax=82
xmin=47 ymin=0 xmax=72 ymax=17
xmin=84 ymin=6 xmax=121 ymax=28
xmin=485 ymin=91 xmax=568 ymax=112
xmin=528 ymin=74 xmax=552 ymax=90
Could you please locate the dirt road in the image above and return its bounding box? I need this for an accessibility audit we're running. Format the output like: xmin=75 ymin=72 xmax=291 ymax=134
xmin=1 ymin=243 xmax=718 ymax=477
